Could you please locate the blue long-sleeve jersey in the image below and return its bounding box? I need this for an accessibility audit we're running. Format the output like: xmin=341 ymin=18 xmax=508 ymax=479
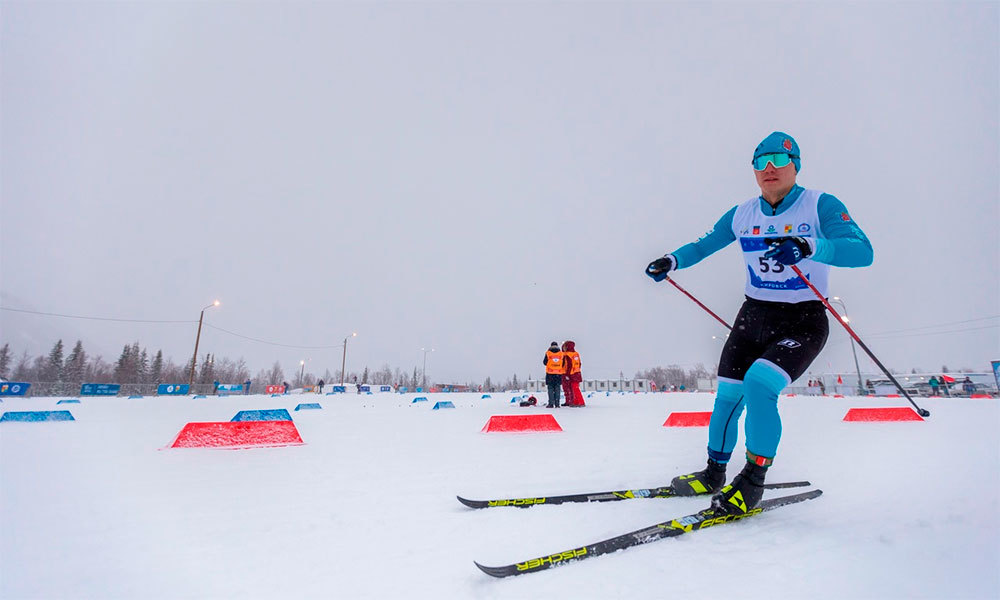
xmin=671 ymin=185 xmax=873 ymax=270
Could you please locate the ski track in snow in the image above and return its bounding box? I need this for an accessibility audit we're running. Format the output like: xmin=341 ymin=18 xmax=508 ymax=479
xmin=1 ymin=392 xmax=997 ymax=599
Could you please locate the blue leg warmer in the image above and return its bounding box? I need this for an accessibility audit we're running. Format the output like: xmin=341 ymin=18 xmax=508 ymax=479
xmin=707 ymin=378 xmax=744 ymax=464
xmin=743 ymin=360 xmax=791 ymax=460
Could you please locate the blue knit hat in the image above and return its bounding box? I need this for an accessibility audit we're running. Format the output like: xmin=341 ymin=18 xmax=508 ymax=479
xmin=753 ymin=131 xmax=800 ymax=172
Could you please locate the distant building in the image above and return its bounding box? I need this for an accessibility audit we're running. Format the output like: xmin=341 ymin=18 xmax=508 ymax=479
xmin=526 ymin=378 xmax=652 ymax=393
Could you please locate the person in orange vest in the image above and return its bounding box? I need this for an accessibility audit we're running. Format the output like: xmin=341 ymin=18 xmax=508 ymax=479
xmin=543 ymin=341 xmax=564 ymax=408
xmin=561 ymin=340 xmax=585 ymax=407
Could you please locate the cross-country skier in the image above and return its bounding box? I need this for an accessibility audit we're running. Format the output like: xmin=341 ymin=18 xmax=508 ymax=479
xmin=645 ymin=132 xmax=873 ymax=515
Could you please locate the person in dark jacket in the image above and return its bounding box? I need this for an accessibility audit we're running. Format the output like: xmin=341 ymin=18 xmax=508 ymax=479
xmin=542 ymin=341 xmax=564 ymax=408
xmin=317 ymin=379 xmax=325 ymax=394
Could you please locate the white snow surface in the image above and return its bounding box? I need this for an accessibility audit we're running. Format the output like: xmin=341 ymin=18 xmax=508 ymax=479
xmin=1 ymin=392 xmax=997 ymax=599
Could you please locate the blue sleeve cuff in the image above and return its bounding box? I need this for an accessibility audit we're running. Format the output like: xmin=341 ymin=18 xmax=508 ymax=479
xmin=811 ymin=238 xmax=834 ymax=263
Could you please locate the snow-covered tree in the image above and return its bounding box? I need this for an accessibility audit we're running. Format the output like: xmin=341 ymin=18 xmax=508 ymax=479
xmin=0 ymin=343 xmax=11 ymax=379
xmin=150 ymin=350 xmax=164 ymax=383
xmin=64 ymin=341 xmax=87 ymax=383
xmin=45 ymin=339 xmax=65 ymax=382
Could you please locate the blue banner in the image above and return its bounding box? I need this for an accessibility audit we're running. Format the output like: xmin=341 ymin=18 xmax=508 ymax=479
xmin=231 ymin=409 xmax=292 ymax=422
xmin=0 ymin=382 xmax=31 ymax=396
xmin=332 ymin=385 xmax=346 ymax=393
xmin=157 ymin=384 xmax=190 ymax=396
xmin=80 ymin=383 xmax=120 ymax=396
xmin=216 ymin=384 xmax=243 ymax=393
xmin=359 ymin=385 xmax=371 ymax=393
xmin=380 ymin=386 xmax=392 ymax=392
xmin=992 ymin=361 xmax=1000 ymax=390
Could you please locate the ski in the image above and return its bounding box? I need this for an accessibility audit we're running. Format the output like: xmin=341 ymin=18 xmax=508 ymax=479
xmin=474 ymin=489 xmax=822 ymax=578
xmin=457 ymin=480 xmax=811 ymax=509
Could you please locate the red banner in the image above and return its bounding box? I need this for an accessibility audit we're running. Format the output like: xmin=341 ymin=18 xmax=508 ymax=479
xmin=266 ymin=385 xmax=286 ymax=394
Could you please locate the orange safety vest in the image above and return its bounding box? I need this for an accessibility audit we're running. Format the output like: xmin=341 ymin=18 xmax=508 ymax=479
xmin=545 ymin=350 xmax=565 ymax=374
xmin=564 ymin=351 xmax=581 ymax=375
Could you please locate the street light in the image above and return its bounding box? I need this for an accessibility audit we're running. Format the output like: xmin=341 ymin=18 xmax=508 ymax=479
xmin=832 ymin=296 xmax=864 ymax=395
xmin=421 ymin=347 xmax=435 ymax=388
xmin=340 ymin=332 xmax=357 ymax=385
xmin=188 ymin=300 xmax=220 ymax=387
xmin=299 ymin=360 xmax=306 ymax=387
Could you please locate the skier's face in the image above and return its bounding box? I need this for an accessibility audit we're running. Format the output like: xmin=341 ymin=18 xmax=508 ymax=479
xmin=754 ymin=160 xmax=797 ymax=200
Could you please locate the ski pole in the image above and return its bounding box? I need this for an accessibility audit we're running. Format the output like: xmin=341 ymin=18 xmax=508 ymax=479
xmin=664 ymin=275 xmax=732 ymax=331
xmin=789 ymin=264 xmax=931 ymax=417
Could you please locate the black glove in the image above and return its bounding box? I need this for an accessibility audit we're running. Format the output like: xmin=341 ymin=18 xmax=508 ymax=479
xmin=764 ymin=237 xmax=813 ymax=265
xmin=645 ymin=255 xmax=676 ymax=282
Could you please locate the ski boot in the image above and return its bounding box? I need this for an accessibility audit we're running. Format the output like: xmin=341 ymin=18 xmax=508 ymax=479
xmin=709 ymin=460 xmax=768 ymax=515
xmin=670 ymin=458 xmax=727 ymax=496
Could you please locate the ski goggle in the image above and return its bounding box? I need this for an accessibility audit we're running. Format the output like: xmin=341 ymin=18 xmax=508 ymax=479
xmin=752 ymin=153 xmax=796 ymax=171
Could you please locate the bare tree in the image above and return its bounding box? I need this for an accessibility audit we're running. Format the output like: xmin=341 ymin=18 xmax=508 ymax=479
xmin=12 ymin=350 xmax=32 ymax=381
xmin=266 ymin=361 xmax=285 ymax=386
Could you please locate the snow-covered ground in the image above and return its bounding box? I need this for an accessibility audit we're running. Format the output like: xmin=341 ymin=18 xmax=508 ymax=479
xmin=1 ymin=391 xmax=997 ymax=599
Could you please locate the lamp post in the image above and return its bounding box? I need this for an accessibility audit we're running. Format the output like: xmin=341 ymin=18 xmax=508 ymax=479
xmin=299 ymin=360 xmax=306 ymax=387
xmin=188 ymin=300 xmax=220 ymax=388
xmin=832 ymin=296 xmax=865 ymax=395
xmin=421 ymin=347 xmax=435 ymax=388
xmin=340 ymin=332 xmax=357 ymax=385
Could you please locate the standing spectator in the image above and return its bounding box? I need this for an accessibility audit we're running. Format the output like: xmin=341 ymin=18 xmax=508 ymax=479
xmin=928 ymin=376 xmax=940 ymax=396
xmin=940 ymin=375 xmax=952 ymax=397
xmin=561 ymin=341 xmax=585 ymax=407
xmin=318 ymin=379 xmax=325 ymax=394
xmin=244 ymin=379 xmax=251 ymax=395
xmin=542 ymin=341 xmax=564 ymax=408
xmin=282 ymin=381 xmax=289 ymax=394
xmin=962 ymin=377 xmax=975 ymax=396
xmin=213 ymin=380 xmax=220 ymax=395
xmin=865 ymin=379 xmax=874 ymax=395
xmin=817 ymin=378 xmax=826 ymax=395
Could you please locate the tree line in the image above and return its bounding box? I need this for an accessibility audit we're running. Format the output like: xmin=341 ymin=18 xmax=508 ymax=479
xmin=0 ymin=339 xmax=486 ymax=392
xmin=0 ymin=339 xmax=717 ymax=394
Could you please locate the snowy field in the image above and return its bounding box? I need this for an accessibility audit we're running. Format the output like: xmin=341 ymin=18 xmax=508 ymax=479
xmin=1 ymin=391 xmax=997 ymax=599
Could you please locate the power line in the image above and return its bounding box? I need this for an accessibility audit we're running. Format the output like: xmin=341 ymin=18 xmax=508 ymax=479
xmin=204 ymin=323 xmax=346 ymax=350
xmin=864 ymin=315 xmax=999 ymax=336
xmin=864 ymin=324 xmax=998 ymax=340
xmin=0 ymin=306 xmax=196 ymax=324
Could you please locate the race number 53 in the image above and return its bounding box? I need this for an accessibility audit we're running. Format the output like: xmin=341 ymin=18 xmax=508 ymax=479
xmin=758 ymin=257 xmax=785 ymax=273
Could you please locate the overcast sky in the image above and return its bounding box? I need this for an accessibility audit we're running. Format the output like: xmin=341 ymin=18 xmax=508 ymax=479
xmin=2 ymin=1 xmax=997 ymax=384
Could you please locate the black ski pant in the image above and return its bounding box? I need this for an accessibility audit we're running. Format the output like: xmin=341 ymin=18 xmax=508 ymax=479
xmin=545 ymin=374 xmax=562 ymax=407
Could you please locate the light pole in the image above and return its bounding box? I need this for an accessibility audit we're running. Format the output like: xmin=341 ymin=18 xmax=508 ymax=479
xmin=421 ymin=347 xmax=435 ymax=388
xmin=832 ymin=296 xmax=864 ymax=395
xmin=188 ymin=300 xmax=220 ymax=387
xmin=299 ymin=360 xmax=306 ymax=387
xmin=340 ymin=332 xmax=357 ymax=385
